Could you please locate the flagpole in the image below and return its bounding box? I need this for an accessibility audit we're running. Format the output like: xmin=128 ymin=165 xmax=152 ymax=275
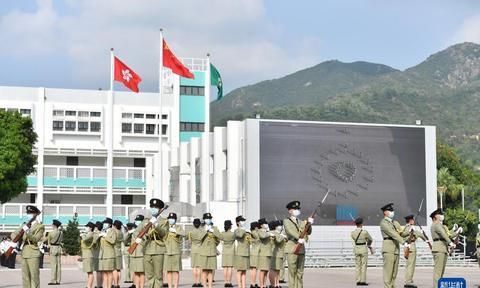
xmin=204 ymin=53 xmax=211 ymax=212
xmin=158 ymin=28 xmax=164 ymax=201
xmin=106 ymin=48 xmax=114 ymax=217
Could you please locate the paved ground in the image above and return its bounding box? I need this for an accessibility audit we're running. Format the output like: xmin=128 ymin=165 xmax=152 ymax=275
xmin=0 ymin=265 xmax=478 ymax=287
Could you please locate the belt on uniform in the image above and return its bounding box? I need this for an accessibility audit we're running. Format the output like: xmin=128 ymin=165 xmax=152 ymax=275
xmin=383 ymin=237 xmax=394 ymax=240
xmin=356 ymin=243 xmax=366 ymax=245
xmin=433 ymin=239 xmax=442 ymax=241
xmin=50 ymin=244 xmax=60 ymax=246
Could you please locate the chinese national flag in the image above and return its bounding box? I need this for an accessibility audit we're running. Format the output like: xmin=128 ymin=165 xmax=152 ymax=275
xmin=163 ymin=39 xmax=195 ymax=79
xmin=114 ymin=56 xmax=142 ymax=93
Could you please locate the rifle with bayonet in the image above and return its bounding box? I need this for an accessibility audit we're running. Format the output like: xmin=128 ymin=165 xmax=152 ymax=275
xmin=404 ymin=199 xmax=426 ymax=259
xmin=128 ymin=205 xmax=169 ymax=254
xmin=4 ymin=214 xmax=38 ymax=258
xmin=292 ymin=190 xmax=330 ymax=255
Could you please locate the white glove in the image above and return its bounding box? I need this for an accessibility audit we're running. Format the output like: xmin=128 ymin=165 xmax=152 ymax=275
xmin=169 ymin=227 xmax=177 ymax=233
xmin=128 ymin=230 xmax=134 ymax=234
xmin=22 ymin=225 xmax=30 ymax=232
xmin=135 ymin=238 xmax=142 ymax=244
xmin=452 ymin=223 xmax=458 ymax=231
xmin=403 ymin=243 xmax=410 ymax=249
xmin=456 ymin=227 xmax=463 ymax=234
xmin=245 ymin=229 xmax=251 ymax=233
xmin=308 ymin=217 xmax=314 ymax=224
xmin=149 ymin=217 xmax=157 ymax=224
xmin=99 ymin=232 xmax=106 ymax=237
xmin=9 ymin=242 xmax=17 ymax=249
xmin=298 ymin=238 xmax=305 ymax=244
xmin=269 ymin=232 xmax=275 ymax=237
xmin=208 ymin=227 xmax=214 ymax=233
xmin=449 ymin=242 xmax=456 ymax=249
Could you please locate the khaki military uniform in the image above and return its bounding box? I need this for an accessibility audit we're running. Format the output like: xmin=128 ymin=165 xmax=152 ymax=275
xmin=198 ymin=225 xmax=221 ymax=270
xmin=114 ymin=228 xmax=123 ymax=270
xmin=11 ymin=221 xmax=45 ymax=288
xmin=123 ymin=230 xmax=134 ymax=281
xmin=234 ymin=227 xmax=250 ymax=270
xmin=283 ymin=216 xmax=311 ymax=288
xmin=130 ymin=225 xmax=145 ymax=273
xmin=380 ymin=217 xmax=404 ymax=288
xmin=476 ymin=233 xmax=480 ymax=268
xmin=431 ymin=223 xmax=457 ymax=287
xmin=81 ymin=231 xmax=96 ymax=273
xmin=270 ymin=230 xmax=286 ymax=271
xmin=48 ymin=228 xmax=63 ymax=284
xmin=257 ymin=228 xmax=273 ymax=271
xmin=249 ymin=229 xmax=260 ymax=268
xmin=400 ymin=224 xmax=426 ymax=286
xmin=92 ymin=229 xmax=101 ymax=272
xmin=220 ymin=230 xmax=235 ymax=267
xmin=143 ymin=217 xmax=168 ymax=287
xmin=351 ymin=228 xmax=373 ymax=284
xmin=164 ymin=224 xmax=185 ymax=272
xmin=188 ymin=227 xmax=204 ymax=268
xmin=99 ymin=228 xmax=117 ymax=271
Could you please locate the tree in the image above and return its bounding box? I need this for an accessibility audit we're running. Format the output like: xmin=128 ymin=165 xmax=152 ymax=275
xmin=63 ymin=216 xmax=81 ymax=255
xmin=444 ymin=208 xmax=477 ymax=241
xmin=0 ymin=110 xmax=37 ymax=203
xmin=437 ymin=167 xmax=464 ymax=202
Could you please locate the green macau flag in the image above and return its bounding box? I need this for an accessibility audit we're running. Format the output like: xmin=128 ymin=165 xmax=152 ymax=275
xmin=210 ymin=63 xmax=223 ymax=100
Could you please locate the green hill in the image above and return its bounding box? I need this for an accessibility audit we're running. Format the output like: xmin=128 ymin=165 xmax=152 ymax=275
xmin=211 ymin=42 xmax=480 ymax=167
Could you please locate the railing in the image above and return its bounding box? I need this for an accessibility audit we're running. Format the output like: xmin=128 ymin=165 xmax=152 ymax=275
xmin=181 ymin=58 xmax=207 ymax=71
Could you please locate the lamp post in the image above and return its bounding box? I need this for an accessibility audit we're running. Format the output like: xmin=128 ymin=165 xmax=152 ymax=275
xmin=437 ymin=186 xmax=447 ymax=209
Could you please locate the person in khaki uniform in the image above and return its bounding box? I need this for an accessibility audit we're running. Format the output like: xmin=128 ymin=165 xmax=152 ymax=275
xmin=283 ymin=201 xmax=313 ymax=288
xmin=351 ymin=217 xmax=373 ymax=286
xmin=249 ymin=221 xmax=260 ymax=288
xmin=112 ymin=220 xmax=124 ymax=288
xmin=164 ymin=212 xmax=185 ymax=288
xmin=131 ymin=214 xmax=146 ymax=288
xmin=234 ymin=216 xmax=250 ymax=288
xmin=93 ymin=221 xmax=103 ymax=288
xmin=257 ymin=218 xmax=273 ymax=288
xmin=400 ymin=215 xmax=428 ymax=288
xmin=220 ymin=220 xmax=235 ymax=288
xmin=430 ymin=208 xmax=461 ymax=287
xmin=80 ymin=222 xmax=96 ymax=288
xmin=380 ymin=203 xmax=408 ymax=288
xmin=269 ymin=220 xmax=287 ymax=288
xmin=476 ymin=231 xmax=480 ymax=268
xmin=47 ymin=219 xmax=63 ymax=285
xmin=198 ymin=213 xmax=221 ymax=288
xmin=11 ymin=205 xmax=45 ymax=288
xmin=188 ymin=218 xmax=204 ymax=287
xmin=136 ymin=198 xmax=168 ymax=288
xmin=123 ymin=222 xmax=136 ymax=285
xmin=99 ymin=217 xmax=117 ymax=288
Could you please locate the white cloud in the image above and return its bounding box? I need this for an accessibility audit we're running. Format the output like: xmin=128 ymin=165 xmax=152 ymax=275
xmin=0 ymin=0 xmax=323 ymax=91
xmin=451 ymin=14 xmax=480 ymax=44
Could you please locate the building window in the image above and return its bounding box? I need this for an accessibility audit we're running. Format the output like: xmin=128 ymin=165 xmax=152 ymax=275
xmin=122 ymin=123 xmax=132 ymax=133
xmin=20 ymin=109 xmax=31 ymax=115
xmin=162 ymin=124 xmax=168 ymax=135
xmin=146 ymin=114 xmax=156 ymax=119
xmin=7 ymin=108 xmax=17 ymax=112
xmin=78 ymin=111 xmax=89 ymax=117
xmin=146 ymin=124 xmax=155 ymax=134
xmin=90 ymin=122 xmax=101 ymax=132
xmin=90 ymin=111 xmax=101 ymax=117
xmin=53 ymin=110 xmax=64 ymax=116
xmin=78 ymin=121 xmax=89 ymax=131
xmin=134 ymin=158 xmax=146 ymax=167
xmin=134 ymin=113 xmax=144 ymax=119
xmin=66 ymin=156 xmax=79 ymax=166
xmin=53 ymin=121 xmax=63 ymax=131
xmin=180 ymin=122 xmax=205 ymax=132
xmin=65 ymin=121 xmax=76 ymax=131
xmin=134 ymin=123 xmax=144 ymax=134
xmin=162 ymin=114 xmax=168 ymax=119
xmin=122 ymin=113 xmax=132 ymax=119
xmin=180 ymin=85 xmax=204 ymax=96
xmin=65 ymin=110 xmax=76 ymax=116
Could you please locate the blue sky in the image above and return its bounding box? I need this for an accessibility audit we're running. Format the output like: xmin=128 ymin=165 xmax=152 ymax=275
xmin=0 ymin=0 xmax=479 ymax=93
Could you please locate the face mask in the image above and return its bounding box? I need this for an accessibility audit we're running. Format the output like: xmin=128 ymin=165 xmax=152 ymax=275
xmin=26 ymin=214 xmax=34 ymax=220
xmin=87 ymin=227 xmax=92 ymax=232
xmin=103 ymin=223 xmax=110 ymax=230
xmin=387 ymin=211 xmax=395 ymax=219
xmin=239 ymin=221 xmax=245 ymax=227
xmin=150 ymin=207 xmax=159 ymax=216
xmin=292 ymin=210 xmax=301 ymax=217
xmin=135 ymin=220 xmax=141 ymax=226
xmin=204 ymin=219 xmax=212 ymax=225
xmin=438 ymin=215 xmax=444 ymax=222
xmin=276 ymin=226 xmax=283 ymax=232
xmin=168 ymin=219 xmax=176 ymax=225
xmin=262 ymin=224 xmax=269 ymax=229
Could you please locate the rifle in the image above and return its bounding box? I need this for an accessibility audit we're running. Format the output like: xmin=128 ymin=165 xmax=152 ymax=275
xmin=128 ymin=205 xmax=168 ymax=254
xmin=404 ymin=199 xmax=425 ymax=259
xmin=449 ymin=230 xmax=461 ymax=256
xmin=412 ymin=199 xmax=432 ymax=251
xmin=349 ymin=213 xmax=374 ymax=255
xmin=292 ymin=190 xmax=330 ymax=255
xmin=4 ymin=214 xmax=37 ymax=258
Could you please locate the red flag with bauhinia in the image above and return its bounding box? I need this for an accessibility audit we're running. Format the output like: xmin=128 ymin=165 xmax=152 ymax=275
xmin=114 ymin=56 xmax=142 ymax=93
xmin=163 ymin=39 xmax=195 ymax=79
